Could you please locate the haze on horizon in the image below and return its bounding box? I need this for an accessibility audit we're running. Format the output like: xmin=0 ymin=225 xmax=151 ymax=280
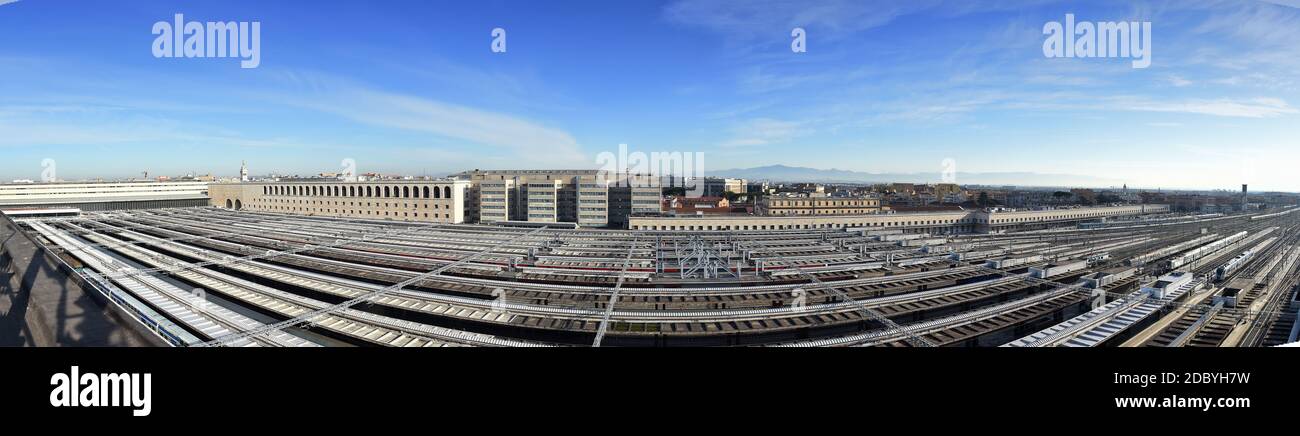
xmin=1 ymin=0 xmax=1298 ymax=191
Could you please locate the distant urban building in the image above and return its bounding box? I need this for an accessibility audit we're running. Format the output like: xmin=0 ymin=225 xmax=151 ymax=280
xmin=702 ymin=177 xmax=747 ymax=197
xmin=454 ymin=169 xmax=660 ymax=228
xmin=757 ymin=195 xmax=883 ymax=216
xmin=663 ymin=196 xmax=743 ymax=216
xmin=1070 ymin=188 xmax=1097 ymax=204
xmin=933 ymin=183 xmax=960 ymax=200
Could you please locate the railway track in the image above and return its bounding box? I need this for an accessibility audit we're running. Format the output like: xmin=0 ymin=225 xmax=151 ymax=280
xmin=18 ymin=206 xmax=1295 ymax=347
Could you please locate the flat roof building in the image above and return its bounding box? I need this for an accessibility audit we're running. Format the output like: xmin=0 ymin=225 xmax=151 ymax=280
xmin=208 ymin=180 xmax=471 ymax=224
xmin=758 ymin=196 xmax=883 ymax=216
xmin=630 ymin=204 xmax=1170 ymax=234
xmin=457 ymin=169 xmax=660 ymax=228
xmin=0 ymin=181 xmax=210 ymax=211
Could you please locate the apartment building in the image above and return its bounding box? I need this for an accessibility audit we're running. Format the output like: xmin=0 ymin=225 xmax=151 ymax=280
xmin=455 ymin=169 xmax=661 ymax=228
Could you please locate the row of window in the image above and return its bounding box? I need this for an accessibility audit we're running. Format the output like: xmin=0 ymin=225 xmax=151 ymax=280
xmin=262 ymin=184 xmax=455 ymax=199
xmin=247 ymin=204 xmax=454 ymax=220
xmin=252 ymin=198 xmax=450 ymax=209
xmin=769 ymin=201 xmax=879 ymax=207
xmin=771 ymin=209 xmax=880 ymax=215
xmin=985 ymin=209 xmax=1141 ymax=224
xmin=633 ymin=224 xmax=977 ymax=231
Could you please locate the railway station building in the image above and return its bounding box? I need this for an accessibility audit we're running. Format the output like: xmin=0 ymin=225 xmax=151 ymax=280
xmin=208 ymin=180 xmax=472 ymax=224
xmin=629 ymin=204 xmax=1170 ymax=234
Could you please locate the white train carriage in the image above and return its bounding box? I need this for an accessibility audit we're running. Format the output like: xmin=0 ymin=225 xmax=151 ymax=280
xmin=1166 ymin=231 xmax=1248 ymax=269
xmin=1214 ymin=250 xmax=1253 ymax=282
xmin=1128 ymin=234 xmax=1220 ymax=267
xmin=1086 ymin=252 xmax=1111 ymax=266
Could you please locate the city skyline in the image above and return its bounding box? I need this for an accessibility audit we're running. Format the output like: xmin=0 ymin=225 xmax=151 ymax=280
xmin=2 ymin=0 xmax=1300 ymax=191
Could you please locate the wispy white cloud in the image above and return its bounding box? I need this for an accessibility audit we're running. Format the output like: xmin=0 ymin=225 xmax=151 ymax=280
xmin=0 ymin=115 xmax=327 ymax=149
xmin=1257 ymin=0 xmax=1300 ymax=8
xmin=877 ymin=90 xmax=1298 ymax=121
xmin=0 ymin=101 xmax=351 ymax=150
xmin=664 ymin=0 xmax=934 ymax=43
xmin=664 ymin=0 xmax=1062 ymax=42
xmin=720 ymin=118 xmax=805 ymax=147
xmin=1120 ymin=96 xmax=1298 ymax=118
xmin=267 ymin=73 xmax=588 ymax=167
xmin=1196 ymin=0 xmax=1300 ymax=45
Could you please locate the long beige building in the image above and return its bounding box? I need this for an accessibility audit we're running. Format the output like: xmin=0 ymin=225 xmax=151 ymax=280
xmin=758 ymin=196 xmax=884 ymax=216
xmin=209 ymin=170 xmax=664 ymax=228
xmin=208 ymin=180 xmax=471 ymax=223
xmin=629 ymin=204 xmax=1170 ymax=234
xmin=977 ymin=205 xmax=1168 ymax=233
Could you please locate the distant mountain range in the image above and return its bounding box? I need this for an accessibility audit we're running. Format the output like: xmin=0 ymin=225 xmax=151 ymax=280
xmin=712 ymin=165 xmax=1125 ymax=189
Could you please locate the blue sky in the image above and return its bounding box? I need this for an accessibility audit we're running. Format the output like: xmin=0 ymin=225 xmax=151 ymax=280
xmin=1 ymin=0 xmax=1298 ymax=191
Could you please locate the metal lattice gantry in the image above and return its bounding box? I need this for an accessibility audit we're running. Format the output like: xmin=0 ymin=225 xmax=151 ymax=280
xmin=678 ymin=235 xmax=739 ymax=279
xmin=592 ymin=235 xmax=640 ymax=347
xmin=197 ymin=225 xmax=552 ymax=347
